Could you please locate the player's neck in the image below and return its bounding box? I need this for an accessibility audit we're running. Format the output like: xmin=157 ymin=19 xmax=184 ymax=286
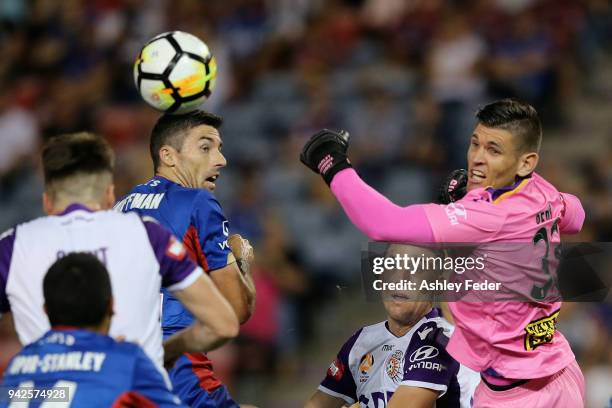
xmin=386 ymin=319 xmax=414 ymax=338
xmin=49 ymin=201 xmax=103 ymax=215
xmin=156 ymin=167 xmax=191 ymax=188
xmin=85 ymin=325 xmax=108 ymax=335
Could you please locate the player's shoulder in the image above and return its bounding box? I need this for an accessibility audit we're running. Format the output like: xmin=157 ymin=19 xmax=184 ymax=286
xmin=109 ymin=339 xmax=147 ymax=359
xmin=383 ymin=309 xmax=454 ymax=357
xmin=156 ymin=179 xmax=218 ymax=209
xmin=527 ymin=172 xmax=565 ymax=200
xmin=412 ymin=310 xmax=454 ymax=345
xmin=351 ymin=321 xmax=395 ymax=351
xmin=338 ymin=326 xmax=366 ymax=353
xmin=70 ymin=331 xmax=143 ymax=363
xmin=3 ymin=214 xmax=60 ymax=242
xmin=489 ymin=173 xmax=559 ymax=206
xmin=192 ymin=187 xmax=221 ymax=207
xmin=530 ymin=172 xmax=557 ymax=189
xmin=0 ymin=226 xmax=16 ymax=242
xmin=97 ymin=207 xmax=146 ymax=226
xmin=360 ymin=320 xmax=389 ymax=338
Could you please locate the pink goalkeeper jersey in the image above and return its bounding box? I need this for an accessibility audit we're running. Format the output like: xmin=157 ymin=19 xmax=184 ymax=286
xmin=330 ymin=169 xmax=585 ymax=381
xmin=422 ymin=173 xmax=584 ymax=380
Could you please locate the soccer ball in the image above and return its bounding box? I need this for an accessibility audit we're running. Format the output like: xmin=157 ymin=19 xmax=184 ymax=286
xmin=134 ymin=31 xmax=217 ymax=114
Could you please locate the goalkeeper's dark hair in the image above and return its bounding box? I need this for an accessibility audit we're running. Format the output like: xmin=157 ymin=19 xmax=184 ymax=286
xmin=44 ymin=253 xmax=112 ymax=328
xmin=150 ymin=110 xmax=223 ymax=171
xmin=42 ymin=132 xmax=114 ymax=185
xmin=476 ymin=99 xmax=542 ymax=153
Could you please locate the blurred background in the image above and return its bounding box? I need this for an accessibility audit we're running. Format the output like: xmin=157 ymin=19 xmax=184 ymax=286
xmin=0 ymin=0 xmax=611 ymax=406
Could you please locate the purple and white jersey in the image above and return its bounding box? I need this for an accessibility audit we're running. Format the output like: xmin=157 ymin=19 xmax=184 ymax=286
xmin=319 ymin=308 xmax=479 ymax=408
xmin=0 ymin=204 xmax=202 ymax=369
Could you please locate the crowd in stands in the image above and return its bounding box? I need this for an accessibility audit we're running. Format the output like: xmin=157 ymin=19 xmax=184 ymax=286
xmin=0 ymin=0 xmax=610 ymax=406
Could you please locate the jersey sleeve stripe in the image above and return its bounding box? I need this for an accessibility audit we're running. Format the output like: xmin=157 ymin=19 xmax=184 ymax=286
xmin=317 ymin=385 xmax=356 ymax=405
xmin=399 ymin=380 xmax=448 ymax=398
xmin=165 ymin=267 xmax=203 ymax=292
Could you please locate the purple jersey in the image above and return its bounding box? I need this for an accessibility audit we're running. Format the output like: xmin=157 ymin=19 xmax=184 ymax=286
xmin=319 ymin=309 xmax=479 ymax=407
xmin=0 ymin=204 xmax=201 ymax=369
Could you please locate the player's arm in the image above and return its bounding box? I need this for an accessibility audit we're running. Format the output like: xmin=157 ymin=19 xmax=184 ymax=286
xmin=207 ymin=263 xmax=254 ymax=324
xmin=190 ymin=195 xmax=255 ymax=323
xmin=559 ymin=192 xmax=585 ymax=234
xmin=304 ymin=390 xmax=348 ymax=408
xmin=208 ymin=234 xmax=256 ymax=324
xmin=140 ymin=218 xmax=238 ymax=362
xmin=164 ymin=270 xmax=239 ymax=363
xmin=300 ymin=129 xmax=435 ymax=242
xmin=387 ymin=386 xmax=438 ymax=408
xmin=0 ymin=227 xmax=16 ymax=320
xmin=300 ymin=131 xmax=505 ymax=243
xmin=308 ymin=329 xmax=361 ymax=408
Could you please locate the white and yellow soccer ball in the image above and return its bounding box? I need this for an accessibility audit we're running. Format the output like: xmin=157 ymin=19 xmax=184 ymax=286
xmin=134 ymin=31 xmax=217 ymax=114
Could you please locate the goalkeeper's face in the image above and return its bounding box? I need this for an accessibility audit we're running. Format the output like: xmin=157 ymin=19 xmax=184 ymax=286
xmin=174 ymin=125 xmax=226 ymax=191
xmin=466 ymin=124 xmax=538 ymax=191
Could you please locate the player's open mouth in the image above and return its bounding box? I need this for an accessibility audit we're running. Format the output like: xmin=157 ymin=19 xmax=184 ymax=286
xmin=470 ymin=169 xmax=486 ymax=184
xmin=204 ymin=174 xmax=219 ymax=190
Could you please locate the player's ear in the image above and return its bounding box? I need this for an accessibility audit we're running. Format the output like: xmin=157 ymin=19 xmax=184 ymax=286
xmin=107 ymin=297 xmax=114 ymax=317
xmin=517 ymin=151 xmax=538 ymax=177
xmin=42 ymin=192 xmax=54 ymax=215
xmin=99 ymin=298 xmax=114 ymax=335
xmin=103 ymin=183 xmax=116 ymax=210
xmin=159 ymin=145 xmax=177 ymax=168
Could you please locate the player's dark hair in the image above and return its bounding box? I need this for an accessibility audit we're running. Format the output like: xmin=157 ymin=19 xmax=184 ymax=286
xmin=44 ymin=253 xmax=112 ymax=328
xmin=42 ymin=132 xmax=114 ymax=185
xmin=476 ymin=99 xmax=542 ymax=153
xmin=150 ymin=110 xmax=223 ymax=171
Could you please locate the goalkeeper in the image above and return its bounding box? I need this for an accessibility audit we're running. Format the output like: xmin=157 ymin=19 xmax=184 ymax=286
xmin=300 ymin=99 xmax=586 ymax=407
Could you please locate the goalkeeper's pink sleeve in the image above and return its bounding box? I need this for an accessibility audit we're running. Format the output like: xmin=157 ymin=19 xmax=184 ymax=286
xmin=559 ymin=192 xmax=585 ymax=234
xmin=330 ymin=168 xmax=435 ymax=242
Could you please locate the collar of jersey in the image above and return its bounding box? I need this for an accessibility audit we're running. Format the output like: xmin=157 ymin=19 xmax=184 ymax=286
xmin=486 ymin=173 xmax=532 ymax=202
xmin=384 ymin=307 xmax=440 ymax=338
xmin=50 ymin=325 xmax=83 ymax=331
xmin=58 ymin=203 xmax=95 ymax=215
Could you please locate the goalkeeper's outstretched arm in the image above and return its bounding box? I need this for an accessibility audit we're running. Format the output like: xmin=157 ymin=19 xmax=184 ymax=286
xmin=300 ymin=129 xmax=435 ymax=243
xmin=331 ymin=168 xmax=435 ymax=242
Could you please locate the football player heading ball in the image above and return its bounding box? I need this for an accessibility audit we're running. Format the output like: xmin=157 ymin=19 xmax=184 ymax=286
xmin=117 ymin=110 xmax=256 ymax=408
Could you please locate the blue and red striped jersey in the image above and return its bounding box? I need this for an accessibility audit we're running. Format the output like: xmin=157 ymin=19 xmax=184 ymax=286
xmin=115 ymin=176 xmax=234 ymax=338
